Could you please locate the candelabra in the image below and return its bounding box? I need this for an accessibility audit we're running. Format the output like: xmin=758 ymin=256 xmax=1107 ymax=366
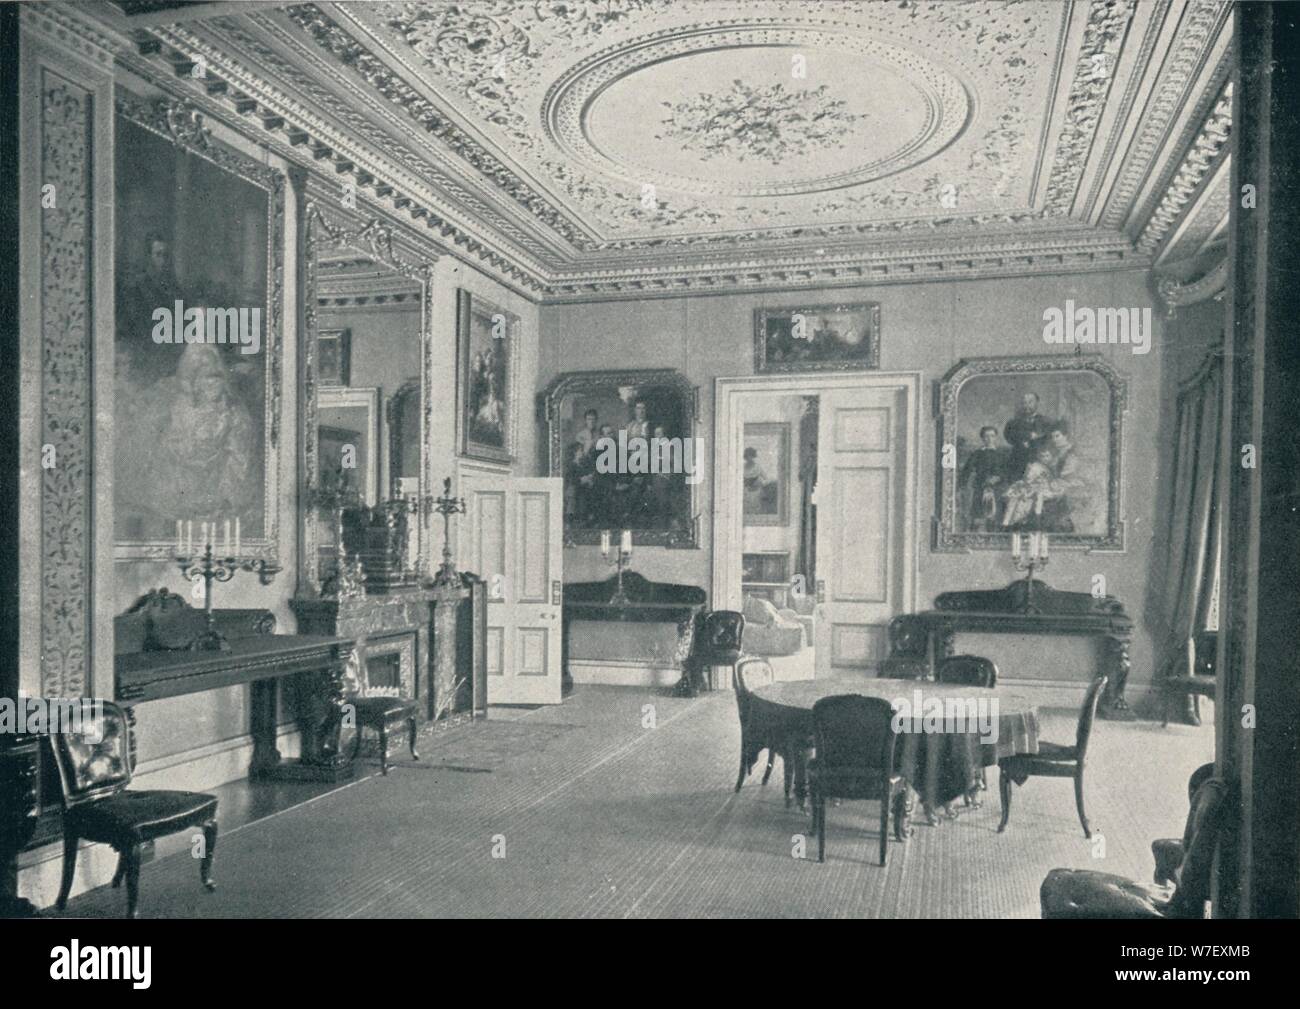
xmin=601 ymin=530 xmax=633 ymax=607
xmin=309 ymin=470 xmax=366 ymax=599
xmin=1010 ymin=531 xmax=1050 ymax=613
xmin=431 ymin=477 xmax=466 ymax=586
xmin=176 ymin=543 xmax=281 ymax=651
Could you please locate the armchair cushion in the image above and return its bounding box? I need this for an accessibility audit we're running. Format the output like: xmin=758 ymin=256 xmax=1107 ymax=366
xmin=1040 ymin=868 xmax=1168 ymax=919
xmin=71 ymin=789 xmax=219 ymax=848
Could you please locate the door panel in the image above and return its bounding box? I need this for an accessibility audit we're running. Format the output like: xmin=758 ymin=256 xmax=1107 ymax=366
xmin=461 ymin=474 xmax=564 ymax=704
xmin=815 ymin=386 xmax=910 ymax=677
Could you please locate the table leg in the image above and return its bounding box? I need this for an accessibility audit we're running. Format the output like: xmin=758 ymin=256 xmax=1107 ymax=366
xmin=893 ymin=788 xmax=913 ymax=840
xmin=249 ymin=679 xmax=282 ymax=776
xmin=793 ymin=747 xmax=809 ymax=811
xmin=1100 ymin=635 xmax=1135 ymax=721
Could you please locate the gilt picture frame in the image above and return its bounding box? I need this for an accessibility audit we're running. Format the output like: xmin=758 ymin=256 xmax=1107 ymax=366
xmin=754 ymin=302 xmax=880 ymax=373
xmin=935 ymin=354 xmax=1127 ymax=552
xmin=456 ymin=290 xmax=518 ymax=466
xmin=112 ymin=95 xmax=284 ymax=563
xmin=543 ymin=369 xmax=700 ymax=548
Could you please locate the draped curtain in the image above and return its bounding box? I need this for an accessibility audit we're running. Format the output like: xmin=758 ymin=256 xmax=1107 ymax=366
xmin=1160 ymin=350 xmax=1225 ymax=692
xmin=795 ymin=397 xmax=818 ymax=590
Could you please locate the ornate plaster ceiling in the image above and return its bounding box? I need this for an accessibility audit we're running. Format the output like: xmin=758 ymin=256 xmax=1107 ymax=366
xmin=94 ymin=0 xmax=1235 ymax=300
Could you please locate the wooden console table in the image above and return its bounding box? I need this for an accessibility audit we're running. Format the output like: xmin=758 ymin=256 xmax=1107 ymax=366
xmin=114 ymin=590 xmax=356 ymax=781
xmin=912 ymin=578 xmax=1135 ymax=720
xmin=561 ymin=573 xmax=707 ymax=696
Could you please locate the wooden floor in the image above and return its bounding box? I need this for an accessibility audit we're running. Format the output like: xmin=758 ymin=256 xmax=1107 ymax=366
xmin=53 ymin=684 xmax=1214 ymax=918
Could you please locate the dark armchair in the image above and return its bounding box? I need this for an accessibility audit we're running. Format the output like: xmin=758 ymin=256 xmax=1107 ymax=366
xmin=810 ymin=695 xmax=906 ymax=866
xmin=998 ymin=675 xmax=1107 ymax=838
xmin=1040 ymin=773 xmax=1232 ymax=918
xmin=48 ymin=700 xmax=218 ymax=918
xmin=878 ymin=614 xmax=928 ymax=680
xmin=689 ymin=610 xmax=745 ymax=692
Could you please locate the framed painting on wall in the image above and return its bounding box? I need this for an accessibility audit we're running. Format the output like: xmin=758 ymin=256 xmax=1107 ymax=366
xmin=754 ymin=302 xmax=880 ymax=373
xmin=542 ymin=369 xmax=700 ymax=548
xmin=318 ymin=386 xmax=380 ymax=507
xmin=112 ymin=95 xmax=283 ymax=563
xmin=742 ymin=423 xmax=790 ymax=526
xmin=935 ymin=355 xmax=1128 ymax=552
xmin=317 ymin=328 xmax=351 ymax=386
xmin=456 ymin=289 xmax=517 ymax=466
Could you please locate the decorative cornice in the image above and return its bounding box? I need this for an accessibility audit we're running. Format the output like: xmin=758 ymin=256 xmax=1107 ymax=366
xmin=1040 ymin=0 xmax=1137 ymax=216
xmin=21 ymin=3 xmax=120 ymax=67
xmin=1155 ymin=255 xmax=1227 ymax=311
xmin=1135 ymin=80 xmax=1231 ymax=256
xmin=1100 ymin=0 xmax=1232 ymax=230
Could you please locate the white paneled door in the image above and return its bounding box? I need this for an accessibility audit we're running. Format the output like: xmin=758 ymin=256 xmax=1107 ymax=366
xmin=814 ymin=385 xmax=912 ymax=678
xmin=459 ymin=474 xmax=564 ymax=705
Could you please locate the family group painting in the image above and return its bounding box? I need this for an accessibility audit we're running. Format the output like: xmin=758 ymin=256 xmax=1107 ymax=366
xmin=113 ymin=104 xmax=281 ymax=559
xmin=545 ymin=370 xmax=699 ymax=547
xmin=939 ymin=356 xmax=1127 ymax=551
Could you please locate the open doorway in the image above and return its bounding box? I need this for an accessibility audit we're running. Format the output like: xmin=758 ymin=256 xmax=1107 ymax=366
xmin=714 ymin=373 xmax=920 ymax=680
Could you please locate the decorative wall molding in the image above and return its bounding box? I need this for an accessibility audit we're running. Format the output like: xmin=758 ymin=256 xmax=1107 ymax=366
xmin=37 ymin=73 xmax=94 ymax=699
xmin=1155 ymin=255 xmax=1228 ymax=313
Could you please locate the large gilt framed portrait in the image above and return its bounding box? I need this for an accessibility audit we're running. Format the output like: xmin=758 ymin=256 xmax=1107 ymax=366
xmin=543 ymin=369 xmax=700 ymax=548
xmin=935 ymin=355 xmax=1127 ymax=552
xmin=112 ymin=96 xmax=283 ymax=562
xmin=457 ymin=290 xmax=518 ymax=466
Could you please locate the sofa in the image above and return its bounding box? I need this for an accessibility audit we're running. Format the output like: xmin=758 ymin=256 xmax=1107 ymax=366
xmin=741 ymin=594 xmax=809 ymax=656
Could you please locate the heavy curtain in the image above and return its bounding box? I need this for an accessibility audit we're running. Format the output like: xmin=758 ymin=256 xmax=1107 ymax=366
xmin=1160 ymin=349 xmax=1224 ymax=718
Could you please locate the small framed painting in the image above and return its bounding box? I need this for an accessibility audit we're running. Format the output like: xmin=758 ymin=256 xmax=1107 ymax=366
xmin=742 ymin=423 xmax=790 ymax=526
xmin=317 ymin=329 xmax=351 ymax=386
xmin=457 ymin=290 xmax=517 ymax=465
xmin=754 ymin=302 xmax=880 ymax=373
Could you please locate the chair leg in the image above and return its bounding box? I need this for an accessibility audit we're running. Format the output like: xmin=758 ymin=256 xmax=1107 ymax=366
xmin=111 ymin=850 xmax=127 ymax=889
xmin=783 ymin=753 xmax=793 ymax=807
xmin=379 ymin=723 xmax=390 ymax=775
xmin=407 ymin=716 xmax=420 ymax=761
xmin=879 ymin=794 xmax=889 ymax=867
xmin=200 ymin=819 xmax=218 ymax=892
xmin=123 ymin=843 xmax=143 ymax=919
xmin=352 ymin=726 xmax=364 ymax=761
xmin=56 ymin=831 xmax=79 ymax=910
xmin=816 ymin=790 xmax=826 ymax=863
xmin=1074 ymin=766 xmax=1092 ymax=839
xmin=735 ymin=744 xmax=747 ymax=793
xmin=997 ymin=766 xmax=1013 ymax=833
xmin=761 ymin=749 xmax=775 ymax=786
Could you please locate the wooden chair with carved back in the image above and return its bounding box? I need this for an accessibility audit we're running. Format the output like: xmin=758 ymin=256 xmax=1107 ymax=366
xmin=48 ymin=700 xmax=217 ymax=918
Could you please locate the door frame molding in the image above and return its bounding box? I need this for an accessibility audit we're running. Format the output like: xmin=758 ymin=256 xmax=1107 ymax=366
xmin=712 ymin=372 xmax=921 ymax=619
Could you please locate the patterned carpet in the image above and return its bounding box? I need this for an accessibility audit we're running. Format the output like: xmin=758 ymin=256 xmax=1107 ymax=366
xmin=54 ymin=685 xmax=1214 ymax=918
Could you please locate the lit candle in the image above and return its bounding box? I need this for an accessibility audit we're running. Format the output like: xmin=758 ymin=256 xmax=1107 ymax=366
xmin=201 ymin=522 xmax=208 ymax=550
xmin=621 ymin=530 xmax=632 ymax=555
xmin=1029 ymin=532 xmax=1040 ymax=560
xmin=1187 ymin=635 xmax=1196 ymax=675
xmin=234 ymin=517 xmax=241 ymax=556
xmin=1040 ymin=533 xmax=1049 ymax=558
xmin=186 ymin=521 xmax=193 ymax=555
xmin=176 ymin=520 xmax=183 ymax=554
xmin=600 ymin=529 xmax=611 ymax=559
xmin=1011 ymin=532 xmax=1022 ymax=559
xmin=224 ymin=519 xmax=231 ymax=556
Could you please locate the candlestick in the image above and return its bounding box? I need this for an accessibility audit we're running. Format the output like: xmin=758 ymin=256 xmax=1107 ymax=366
xmin=600 ymin=529 xmax=611 ymax=559
xmin=621 ymin=530 xmax=632 ymax=556
xmin=1012 ymin=532 xmax=1022 ymax=559
xmin=224 ymin=519 xmax=231 ymax=555
xmin=1040 ymin=533 xmax=1049 ymax=558
xmin=234 ymin=517 xmax=241 ymax=556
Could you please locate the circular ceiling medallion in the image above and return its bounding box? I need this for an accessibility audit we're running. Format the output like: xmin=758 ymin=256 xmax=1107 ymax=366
xmin=544 ymin=25 xmax=972 ymax=198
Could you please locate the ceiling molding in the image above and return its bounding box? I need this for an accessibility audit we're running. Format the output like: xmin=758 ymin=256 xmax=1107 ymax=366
xmin=81 ymin=1 xmax=1234 ymax=302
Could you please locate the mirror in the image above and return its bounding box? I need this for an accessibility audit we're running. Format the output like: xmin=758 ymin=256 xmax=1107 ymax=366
xmin=302 ymin=201 xmax=435 ymax=596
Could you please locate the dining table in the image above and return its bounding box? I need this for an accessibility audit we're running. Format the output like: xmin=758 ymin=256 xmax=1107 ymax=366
xmin=744 ymin=678 xmax=1041 ymax=838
